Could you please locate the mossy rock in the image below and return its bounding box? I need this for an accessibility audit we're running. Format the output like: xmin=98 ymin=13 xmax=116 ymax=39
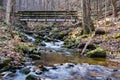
xmin=64 ymin=38 xmax=76 ymax=48
xmin=35 ymin=35 xmax=44 ymax=43
xmin=116 ymin=49 xmax=120 ymax=52
xmin=0 ymin=58 xmax=12 ymax=72
xmin=113 ymin=32 xmax=120 ymax=39
xmin=0 ymin=65 xmax=13 ymax=73
xmin=19 ymin=33 xmax=28 ymax=42
xmin=0 ymin=36 xmax=10 ymax=40
xmin=0 ymin=58 xmax=12 ymax=67
xmin=52 ymin=27 xmax=59 ymax=32
xmin=0 ymin=41 xmax=4 ymax=45
xmin=86 ymin=47 xmax=106 ymax=58
xmin=3 ymin=58 xmax=12 ymax=65
xmin=26 ymin=74 xmax=38 ymax=80
xmin=20 ymin=67 xmax=30 ymax=74
xmin=53 ymin=32 xmax=67 ymax=40
xmin=12 ymin=31 xmax=20 ymax=36
xmin=16 ymin=44 xmax=36 ymax=53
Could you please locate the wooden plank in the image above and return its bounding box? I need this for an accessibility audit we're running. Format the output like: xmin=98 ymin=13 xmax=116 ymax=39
xmin=17 ymin=11 xmax=77 ymax=15
xmin=20 ymin=18 xmax=77 ymax=22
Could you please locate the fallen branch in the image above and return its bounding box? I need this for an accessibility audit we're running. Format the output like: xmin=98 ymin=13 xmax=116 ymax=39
xmin=80 ymin=31 xmax=95 ymax=55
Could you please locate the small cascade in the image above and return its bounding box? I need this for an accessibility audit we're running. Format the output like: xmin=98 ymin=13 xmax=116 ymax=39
xmin=43 ymin=40 xmax=64 ymax=49
xmin=24 ymin=54 xmax=33 ymax=65
xmin=24 ymin=33 xmax=35 ymax=42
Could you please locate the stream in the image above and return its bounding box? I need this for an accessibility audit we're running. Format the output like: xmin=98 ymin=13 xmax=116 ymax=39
xmin=1 ymin=34 xmax=120 ymax=80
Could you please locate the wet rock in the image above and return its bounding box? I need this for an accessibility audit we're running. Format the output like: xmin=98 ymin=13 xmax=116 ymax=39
xmin=26 ymin=74 xmax=38 ymax=80
xmin=38 ymin=65 xmax=49 ymax=72
xmin=113 ymin=69 xmax=118 ymax=72
xmin=52 ymin=66 xmax=58 ymax=70
xmin=29 ymin=54 xmax=41 ymax=60
xmin=106 ymin=77 xmax=112 ymax=80
xmin=1 ymin=71 xmax=15 ymax=78
xmin=40 ymin=42 xmax=46 ymax=46
xmin=35 ymin=69 xmax=42 ymax=75
xmin=86 ymin=47 xmax=106 ymax=58
xmin=64 ymin=63 xmax=74 ymax=68
xmin=20 ymin=67 xmax=30 ymax=74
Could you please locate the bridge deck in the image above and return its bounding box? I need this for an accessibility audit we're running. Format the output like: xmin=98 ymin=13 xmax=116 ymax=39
xmin=17 ymin=11 xmax=78 ymax=22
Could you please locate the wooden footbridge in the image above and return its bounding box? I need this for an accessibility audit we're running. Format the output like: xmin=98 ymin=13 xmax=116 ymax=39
xmin=15 ymin=0 xmax=81 ymax=22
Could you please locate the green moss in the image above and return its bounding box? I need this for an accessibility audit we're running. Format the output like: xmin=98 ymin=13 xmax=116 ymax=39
xmin=20 ymin=67 xmax=30 ymax=74
xmin=0 ymin=41 xmax=4 ymax=45
xmin=26 ymin=74 xmax=37 ymax=80
xmin=0 ymin=58 xmax=12 ymax=71
xmin=116 ymin=49 xmax=120 ymax=52
xmin=86 ymin=47 xmax=106 ymax=58
xmin=16 ymin=44 xmax=36 ymax=53
xmin=112 ymin=32 xmax=120 ymax=39
xmin=52 ymin=31 xmax=68 ymax=40
xmin=35 ymin=35 xmax=44 ymax=43
xmin=0 ymin=36 xmax=10 ymax=40
xmin=3 ymin=58 xmax=12 ymax=65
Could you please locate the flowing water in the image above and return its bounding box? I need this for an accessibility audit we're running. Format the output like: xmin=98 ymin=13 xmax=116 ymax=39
xmin=2 ymin=34 xmax=120 ymax=80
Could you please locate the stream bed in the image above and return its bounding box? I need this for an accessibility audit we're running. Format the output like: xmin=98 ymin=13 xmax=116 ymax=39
xmin=1 ymin=34 xmax=120 ymax=80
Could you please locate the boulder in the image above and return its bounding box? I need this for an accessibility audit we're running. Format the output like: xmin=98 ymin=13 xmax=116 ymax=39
xmin=112 ymin=32 xmax=120 ymax=39
xmin=20 ymin=67 xmax=30 ymax=74
xmin=86 ymin=47 xmax=106 ymax=58
xmin=16 ymin=43 xmax=36 ymax=53
xmin=35 ymin=69 xmax=42 ymax=75
xmin=26 ymin=74 xmax=38 ymax=80
xmin=0 ymin=57 xmax=12 ymax=70
xmin=95 ymin=27 xmax=106 ymax=35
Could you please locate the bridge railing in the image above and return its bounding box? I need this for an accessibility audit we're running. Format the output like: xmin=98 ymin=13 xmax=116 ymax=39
xmin=17 ymin=11 xmax=78 ymax=22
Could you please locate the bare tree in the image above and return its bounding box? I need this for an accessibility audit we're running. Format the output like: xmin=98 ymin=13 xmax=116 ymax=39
xmin=82 ymin=0 xmax=94 ymax=34
xmin=98 ymin=0 xmax=103 ymax=18
xmin=0 ymin=0 xmax=3 ymax=6
xmin=111 ymin=0 xmax=117 ymax=18
xmin=5 ymin=0 xmax=12 ymax=25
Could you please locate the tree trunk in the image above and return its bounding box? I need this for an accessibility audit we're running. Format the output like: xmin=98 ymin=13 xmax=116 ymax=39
xmin=5 ymin=0 xmax=12 ymax=25
xmin=0 ymin=0 xmax=3 ymax=6
xmin=98 ymin=0 xmax=103 ymax=18
xmin=82 ymin=0 xmax=94 ymax=34
xmin=111 ymin=0 xmax=117 ymax=17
